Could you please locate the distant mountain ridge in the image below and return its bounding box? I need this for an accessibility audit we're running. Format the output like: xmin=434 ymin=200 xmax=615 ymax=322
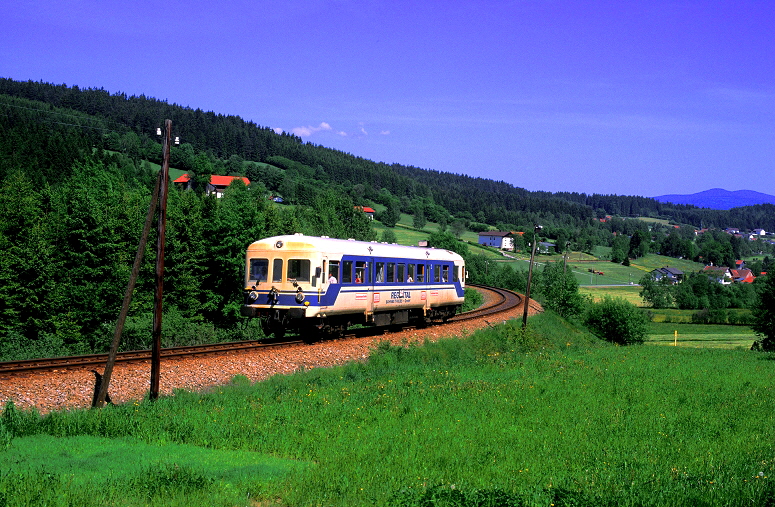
xmin=653 ymin=188 xmax=775 ymax=210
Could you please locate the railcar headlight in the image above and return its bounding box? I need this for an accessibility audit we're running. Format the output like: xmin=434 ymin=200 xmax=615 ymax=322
xmin=295 ymin=288 xmax=305 ymax=303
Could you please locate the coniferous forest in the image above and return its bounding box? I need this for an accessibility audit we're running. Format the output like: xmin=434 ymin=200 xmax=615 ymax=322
xmin=1 ymin=78 xmax=773 ymax=359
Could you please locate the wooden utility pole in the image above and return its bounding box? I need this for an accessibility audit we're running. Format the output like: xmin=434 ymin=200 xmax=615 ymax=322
xmin=93 ymin=164 xmax=163 ymax=408
xmin=522 ymin=225 xmax=542 ymax=329
xmin=150 ymin=119 xmax=172 ymax=400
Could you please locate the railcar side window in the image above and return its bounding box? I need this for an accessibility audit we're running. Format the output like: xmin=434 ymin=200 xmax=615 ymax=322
xmin=250 ymin=258 xmax=269 ymax=282
xmin=416 ymin=264 xmax=425 ymax=283
xmin=355 ymin=261 xmax=368 ymax=283
xmin=387 ymin=263 xmax=395 ymax=283
xmin=328 ymin=260 xmax=340 ymax=284
xmin=397 ymin=264 xmax=406 ymax=283
xmin=434 ymin=265 xmax=441 ymax=283
xmin=408 ymin=264 xmax=415 ymax=283
xmin=287 ymin=259 xmax=311 ymax=282
xmin=342 ymin=260 xmax=353 ymax=283
xmin=375 ymin=262 xmax=385 ymax=283
xmin=442 ymin=265 xmax=450 ymax=283
xmin=272 ymin=259 xmax=283 ymax=283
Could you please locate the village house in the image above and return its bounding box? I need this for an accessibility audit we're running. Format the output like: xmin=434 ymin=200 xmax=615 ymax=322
xmin=702 ymin=265 xmax=733 ymax=285
xmin=730 ymin=268 xmax=756 ymax=283
xmin=650 ymin=266 xmax=684 ymax=284
xmin=537 ymin=242 xmax=555 ymax=254
xmin=172 ymin=174 xmax=250 ymax=198
xmin=478 ymin=231 xmax=515 ymax=250
xmin=354 ymin=206 xmax=376 ymax=220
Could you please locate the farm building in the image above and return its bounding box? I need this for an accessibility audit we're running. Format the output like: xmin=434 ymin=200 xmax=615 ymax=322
xmin=172 ymin=174 xmax=250 ymax=198
xmin=730 ymin=269 xmax=756 ymax=283
xmin=354 ymin=206 xmax=376 ymax=220
xmin=478 ymin=231 xmax=515 ymax=250
xmin=538 ymin=242 xmax=555 ymax=254
xmin=702 ymin=265 xmax=732 ymax=285
xmin=650 ymin=266 xmax=684 ymax=284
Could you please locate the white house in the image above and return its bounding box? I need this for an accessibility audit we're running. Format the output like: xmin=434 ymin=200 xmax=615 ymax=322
xmin=478 ymin=231 xmax=515 ymax=250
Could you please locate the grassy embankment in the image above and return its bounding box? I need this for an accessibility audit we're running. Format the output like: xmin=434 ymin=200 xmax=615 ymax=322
xmin=2 ymin=312 xmax=774 ymax=507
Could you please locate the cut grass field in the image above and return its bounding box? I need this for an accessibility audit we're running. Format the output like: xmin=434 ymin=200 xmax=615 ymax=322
xmin=647 ymin=322 xmax=757 ymax=349
xmin=579 ymin=285 xmax=644 ymax=305
xmin=3 ymin=312 xmax=774 ymax=506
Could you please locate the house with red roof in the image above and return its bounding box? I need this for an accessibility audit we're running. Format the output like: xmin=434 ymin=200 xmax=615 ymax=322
xmin=354 ymin=206 xmax=376 ymax=220
xmin=730 ymin=269 xmax=755 ymax=283
xmin=172 ymin=174 xmax=250 ymax=197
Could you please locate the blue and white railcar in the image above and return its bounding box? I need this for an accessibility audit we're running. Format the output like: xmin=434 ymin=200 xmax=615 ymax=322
xmin=241 ymin=234 xmax=465 ymax=337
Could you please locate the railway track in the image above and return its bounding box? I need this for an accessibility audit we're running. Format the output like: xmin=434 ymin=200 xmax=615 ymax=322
xmin=0 ymin=285 xmax=531 ymax=375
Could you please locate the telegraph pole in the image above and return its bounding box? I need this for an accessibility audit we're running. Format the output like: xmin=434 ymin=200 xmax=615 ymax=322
xmin=93 ymin=171 xmax=162 ymax=408
xmin=150 ymin=119 xmax=172 ymax=400
xmin=522 ymin=224 xmax=542 ymax=329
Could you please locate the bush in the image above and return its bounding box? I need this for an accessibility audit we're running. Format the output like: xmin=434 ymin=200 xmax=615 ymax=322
xmin=584 ymin=297 xmax=649 ymax=345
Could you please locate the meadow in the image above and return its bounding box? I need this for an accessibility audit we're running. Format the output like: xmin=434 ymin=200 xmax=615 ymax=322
xmin=2 ymin=312 xmax=774 ymax=506
xmin=647 ymin=322 xmax=757 ymax=349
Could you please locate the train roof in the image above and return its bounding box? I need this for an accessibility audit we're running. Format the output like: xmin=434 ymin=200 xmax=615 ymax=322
xmin=247 ymin=234 xmax=464 ymax=262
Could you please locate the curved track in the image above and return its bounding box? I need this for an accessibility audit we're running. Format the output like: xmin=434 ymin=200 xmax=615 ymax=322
xmin=0 ymin=285 xmax=531 ymax=375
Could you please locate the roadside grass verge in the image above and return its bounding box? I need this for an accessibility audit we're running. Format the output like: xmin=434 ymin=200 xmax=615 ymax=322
xmin=3 ymin=312 xmax=774 ymax=506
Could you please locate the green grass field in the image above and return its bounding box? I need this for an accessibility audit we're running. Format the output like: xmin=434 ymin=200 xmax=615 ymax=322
xmin=3 ymin=313 xmax=774 ymax=506
xmin=579 ymin=285 xmax=644 ymax=305
xmin=647 ymin=322 xmax=758 ymax=349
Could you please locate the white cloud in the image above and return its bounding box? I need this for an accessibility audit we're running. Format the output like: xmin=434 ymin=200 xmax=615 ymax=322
xmin=290 ymin=122 xmax=333 ymax=137
xmin=273 ymin=127 xmax=283 ymax=134
xmin=284 ymin=122 xmax=385 ymax=139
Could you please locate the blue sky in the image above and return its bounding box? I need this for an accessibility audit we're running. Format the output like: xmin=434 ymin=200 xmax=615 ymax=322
xmin=2 ymin=1 xmax=773 ymax=197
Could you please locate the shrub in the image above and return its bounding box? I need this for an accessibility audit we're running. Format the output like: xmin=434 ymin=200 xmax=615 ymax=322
xmin=584 ymin=297 xmax=649 ymax=345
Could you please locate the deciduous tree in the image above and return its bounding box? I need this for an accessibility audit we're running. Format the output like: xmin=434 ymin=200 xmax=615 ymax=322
xmin=751 ymin=274 xmax=775 ymax=351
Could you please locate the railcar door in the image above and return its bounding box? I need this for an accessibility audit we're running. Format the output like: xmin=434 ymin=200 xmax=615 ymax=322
xmin=320 ymin=255 xmax=339 ymax=309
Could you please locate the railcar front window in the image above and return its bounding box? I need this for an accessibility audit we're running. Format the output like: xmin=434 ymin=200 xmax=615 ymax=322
xmin=287 ymin=259 xmax=311 ymax=282
xmin=273 ymin=259 xmax=283 ymax=283
xmin=250 ymin=258 xmax=269 ymax=283
xmin=342 ymin=260 xmax=353 ymax=283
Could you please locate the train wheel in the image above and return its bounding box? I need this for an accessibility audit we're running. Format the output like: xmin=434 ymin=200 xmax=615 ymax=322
xmin=302 ymin=325 xmax=321 ymax=344
xmin=262 ymin=319 xmax=286 ymax=340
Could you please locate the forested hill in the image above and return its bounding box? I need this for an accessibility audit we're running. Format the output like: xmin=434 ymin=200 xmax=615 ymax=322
xmin=2 ymin=77 xmax=773 ymax=231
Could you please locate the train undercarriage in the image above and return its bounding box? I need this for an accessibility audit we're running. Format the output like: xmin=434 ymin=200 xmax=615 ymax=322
xmin=257 ymin=305 xmax=460 ymax=342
